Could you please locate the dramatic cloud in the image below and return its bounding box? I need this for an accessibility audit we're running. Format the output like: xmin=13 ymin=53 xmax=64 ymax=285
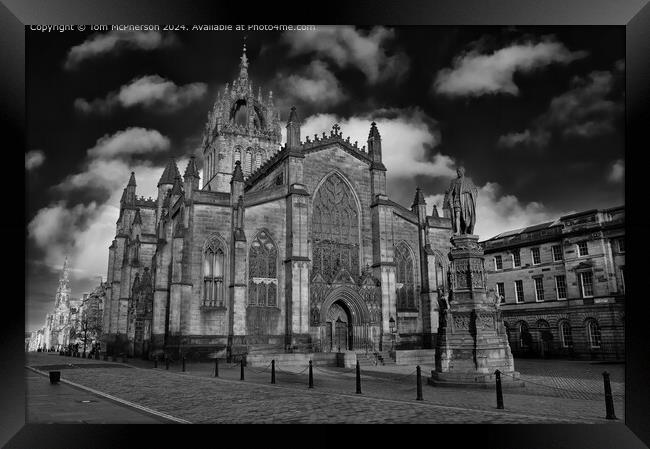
xmin=74 ymin=75 xmax=207 ymax=114
xmin=64 ymin=31 xmax=178 ymax=70
xmin=498 ymin=69 xmax=623 ymax=148
xmin=276 ymin=60 xmax=347 ymax=107
xmin=86 ymin=127 xmax=170 ymax=159
xmin=281 ymin=26 xmax=409 ymax=83
xmin=294 ymin=108 xmax=456 ymax=179
xmin=25 ymin=150 xmax=46 ymax=170
xmin=608 ymin=159 xmax=624 ymax=183
xmin=426 ymin=182 xmax=569 ymax=240
xmin=434 ymin=37 xmax=587 ymax=97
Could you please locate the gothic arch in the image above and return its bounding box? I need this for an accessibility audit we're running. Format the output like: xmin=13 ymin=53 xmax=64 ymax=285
xmin=202 ymin=233 xmax=228 ymax=307
xmin=319 ymin=286 xmax=371 ymax=325
xmin=247 ymin=229 xmax=279 ymax=307
xmin=310 ymin=171 xmax=363 ymax=283
xmin=395 ymin=240 xmax=416 ymax=310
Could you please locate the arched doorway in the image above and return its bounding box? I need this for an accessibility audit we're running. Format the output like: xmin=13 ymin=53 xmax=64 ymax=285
xmin=325 ymin=301 xmax=352 ymax=352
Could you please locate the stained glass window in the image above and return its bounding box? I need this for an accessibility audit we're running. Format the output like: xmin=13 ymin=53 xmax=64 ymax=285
xmin=248 ymin=230 xmax=278 ymax=307
xmin=203 ymin=241 xmax=225 ymax=307
xmin=395 ymin=242 xmax=416 ymax=310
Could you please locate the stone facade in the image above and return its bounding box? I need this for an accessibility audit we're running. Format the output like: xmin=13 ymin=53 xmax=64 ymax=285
xmin=481 ymin=206 xmax=625 ymax=360
xmin=101 ymin=46 xmax=453 ymax=360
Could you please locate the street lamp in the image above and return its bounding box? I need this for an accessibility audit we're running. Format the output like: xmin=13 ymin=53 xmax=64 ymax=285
xmin=389 ymin=316 xmax=396 ymax=352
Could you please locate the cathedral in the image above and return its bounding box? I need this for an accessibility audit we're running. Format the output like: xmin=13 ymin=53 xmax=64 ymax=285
xmin=102 ymin=45 xmax=454 ymax=361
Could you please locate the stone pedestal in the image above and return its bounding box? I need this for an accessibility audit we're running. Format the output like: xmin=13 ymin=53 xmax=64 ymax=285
xmin=431 ymin=235 xmax=522 ymax=387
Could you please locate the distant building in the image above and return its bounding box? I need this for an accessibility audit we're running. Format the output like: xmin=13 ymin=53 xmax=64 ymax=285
xmin=481 ymin=206 xmax=625 ymax=360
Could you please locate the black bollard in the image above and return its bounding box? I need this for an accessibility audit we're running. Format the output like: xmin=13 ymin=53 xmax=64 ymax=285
xmin=214 ymin=358 xmax=219 ymax=377
xmin=308 ymin=360 xmax=314 ymax=389
xmin=165 ymin=356 xmax=169 ymax=370
xmin=103 ymin=354 xmax=108 ymax=361
xmin=495 ymin=370 xmax=504 ymax=409
xmin=602 ymin=371 xmax=617 ymax=420
xmin=416 ymin=365 xmax=423 ymax=401
xmin=271 ymin=360 xmax=276 ymax=384
xmin=240 ymin=359 xmax=245 ymax=381
xmin=182 ymin=356 xmax=186 ymax=372
xmin=356 ymin=360 xmax=362 ymax=394
xmin=154 ymin=357 xmax=158 ymax=369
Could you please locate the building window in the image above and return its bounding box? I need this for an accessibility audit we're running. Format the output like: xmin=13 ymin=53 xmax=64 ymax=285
xmin=617 ymin=238 xmax=625 ymax=253
xmin=512 ymin=250 xmax=521 ymax=268
xmin=518 ymin=321 xmax=530 ymax=348
xmin=534 ymin=277 xmax=545 ymax=301
xmin=559 ymin=320 xmax=573 ymax=348
xmin=515 ymin=280 xmax=524 ymax=303
xmin=494 ymin=255 xmax=503 ymax=271
xmin=234 ymin=146 xmax=242 ymax=165
xmin=248 ymin=230 xmax=278 ymax=307
xmin=552 ymin=245 xmax=563 ymax=262
xmin=555 ymin=275 xmax=567 ymax=300
xmin=395 ymin=242 xmax=416 ymax=310
xmin=586 ymin=319 xmax=602 ymax=348
xmin=496 ymin=282 xmax=506 ymax=303
xmin=579 ymin=271 xmax=594 ymax=298
xmin=620 ymin=266 xmax=625 ymax=293
xmin=577 ymin=241 xmax=589 ymax=257
xmin=203 ymin=243 xmax=225 ymax=307
xmin=531 ymin=247 xmax=541 ymax=265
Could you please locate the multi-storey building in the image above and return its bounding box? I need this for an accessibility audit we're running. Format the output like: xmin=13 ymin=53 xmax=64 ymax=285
xmin=481 ymin=206 xmax=625 ymax=360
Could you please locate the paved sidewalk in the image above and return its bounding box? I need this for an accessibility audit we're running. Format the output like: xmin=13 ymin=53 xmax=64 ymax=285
xmin=26 ymin=368 xmax=167 ymax=424
xmin=26 ymin=353 xmax=624 ymax=424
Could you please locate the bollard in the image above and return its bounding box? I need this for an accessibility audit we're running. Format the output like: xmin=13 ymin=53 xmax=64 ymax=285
xmin=271 ymin=360 xmax=276 ymax=384
xmin=214 ymin=358 xmax=219 ymax=377
xmin=95 ymin=352 xmax=100 ymax=360
xmin=602 ymin=371 xmax=617 ymax=420
xmin=103 ymin=354 xmax=108 ymax=361
xmin=49 ymin=371 xmax=61 ymax=384
xmin=495 ymin=370 xmax=504 ymax=409
xmin=240 ymin=359 xmax=245 ymax=381
xmin=112 ymin=354 xmax=117 ymax=362
xmin=82 ymin=353 xmax=86 ymax=359
xmin=308 ymin=360 xmax=314 ymax=389
xmin=356 ymin=360 xmax=362 ymax=394
xmin=165 ymin=356 xmax=169 ymax=370
xmin=154 ymin=357 xmax=158 ymax=369
xmin=182 ymin=356 xmax=186 ymax=372
xmin=416 ymin=365 xmax=423 ymax=401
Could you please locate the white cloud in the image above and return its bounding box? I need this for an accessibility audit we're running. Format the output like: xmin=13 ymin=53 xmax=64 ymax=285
xmin=608 ymin=159 xmax=624 ymax=183
xmin=86 ymin=127 xmax=170 ymax=159
xmin=281 ymin=26 xmax=408 ymax=84
xmin=434 ymin=38 xmax=587 ymax=97
xmin=426 ymin=182 xmax=568 ymax=240
xmin=64 ymin=31 xmax=178 ymax=70
xmin=277 ymin=60 xmax=346 ymax=107
xmin=25 ymin=150 xmax=46 ymax=170
xmin=75 ymin=75 xmax=207 ymax=114
xmin=297 ymin=108 xmax=455 ymax=179
xmin=498 ymin=69 xmax=622 ymax=148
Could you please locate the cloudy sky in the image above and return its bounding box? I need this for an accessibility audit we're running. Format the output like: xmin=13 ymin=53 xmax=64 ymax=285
xmin=26 ymin=26 xmax=624 ymax=331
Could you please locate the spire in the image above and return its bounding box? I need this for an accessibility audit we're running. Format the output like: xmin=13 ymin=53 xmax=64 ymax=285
xmin=239 ymin=42 xmax=249 ymax=80
xmin=158 ymin=158 xmax=181 ymax=187
xmin=61 ymin=256 xmax=69 ymax=283
xmin=128 ymin=171 xmax=136 ymax=186
xmin=120 ymin=188 xmax=127 ymax=204
xmin=368 ymin=121 xmax=381 ymax=140
xmin=170 ymin=174 xmax=183 ymax=196
xmin=232 ymin=160 xmax=244 ymax=183
xmin=286 ymin=106 xmax=301 ymax=149
xmin=183 ymin=156 xmax=200 ymax=179
xmin=412 ymin=187 xmax=426 ymax=207
xmin=368 ymin=121 xmax=382 ymax=162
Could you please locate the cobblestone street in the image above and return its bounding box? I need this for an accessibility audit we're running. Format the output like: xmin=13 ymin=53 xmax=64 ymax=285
xmin=26 ymin=353 xmax=624 ymax=424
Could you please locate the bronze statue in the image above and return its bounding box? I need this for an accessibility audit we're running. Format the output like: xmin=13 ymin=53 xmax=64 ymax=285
xmin=444 ymin=167 xmax=478 ymax=235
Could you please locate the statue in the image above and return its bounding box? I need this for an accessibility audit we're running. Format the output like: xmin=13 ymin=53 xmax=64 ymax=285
xmin=444 ymin=167 xmax=478 ymax=235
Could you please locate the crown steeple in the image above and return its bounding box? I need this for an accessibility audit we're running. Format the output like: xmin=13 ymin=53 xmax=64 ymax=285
xmin=158 ymin=158 xmax=181 ymax=187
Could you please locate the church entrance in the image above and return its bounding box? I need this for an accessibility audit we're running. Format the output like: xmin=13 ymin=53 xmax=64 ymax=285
xmin=325 ymin=301 xmax=353 ymax=352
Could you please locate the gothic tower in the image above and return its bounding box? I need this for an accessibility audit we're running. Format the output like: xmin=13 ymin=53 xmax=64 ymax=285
xmin=201 ymin=44 xmax=282 ymax=192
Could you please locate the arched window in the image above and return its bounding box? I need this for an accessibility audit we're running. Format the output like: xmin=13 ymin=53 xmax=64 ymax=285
xmin=311 ymin=173 xmax=360 ymax=283
xmin=559 ymin=320 xmax=573 ymax=348
xmin=586 ymin=318 xmax=602 ymax=348
xmin=517 ymin=321 xmax=530 ymax=349
xmin=203 ymin=241 xmax=225 ymax=307
xmin=255 ymin=150 xmax=262 ymax=170
xmin=234 ymin=146 xmax=242 ymax=165
xmin=233 ymin=99 xmax=248 ymax=127
xmin=395 ymin=242 xmax=416 ymax=310
xmin=246 ymin=148 xmax=254 ymax=174
xmin=248 ymin=230 xmax=278 ymax=307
